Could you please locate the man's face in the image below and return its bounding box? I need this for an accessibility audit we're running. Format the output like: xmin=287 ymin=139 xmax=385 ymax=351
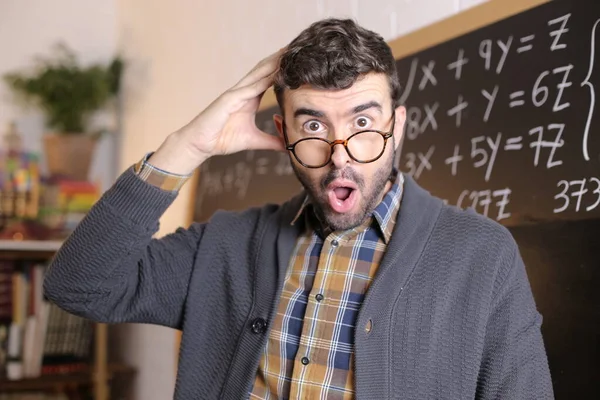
xmin=274 ymin=72 xmax=406 ymax=232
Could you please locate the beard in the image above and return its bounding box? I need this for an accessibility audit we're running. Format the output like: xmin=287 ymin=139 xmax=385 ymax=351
xmin=292 ymin=150 xmax=395 ymax=232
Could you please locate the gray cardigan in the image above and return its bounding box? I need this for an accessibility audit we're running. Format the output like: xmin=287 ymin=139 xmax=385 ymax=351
xmin=43 ymin=167 xmax=554 ymax=399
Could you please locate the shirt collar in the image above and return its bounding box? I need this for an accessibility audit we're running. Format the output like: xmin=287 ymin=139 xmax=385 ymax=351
xmin=372 ymin=171 xmax=404 ymax=243
xmin=291 ymin=170 xmax=404 ymax=243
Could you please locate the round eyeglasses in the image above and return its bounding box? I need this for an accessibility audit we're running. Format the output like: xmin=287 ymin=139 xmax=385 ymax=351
xmin=283 ymin=112 xmax=396 ymax=169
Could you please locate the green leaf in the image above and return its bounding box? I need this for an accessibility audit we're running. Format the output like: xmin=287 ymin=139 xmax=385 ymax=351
xmin=2 ymin=42 xmax=124 ymax=134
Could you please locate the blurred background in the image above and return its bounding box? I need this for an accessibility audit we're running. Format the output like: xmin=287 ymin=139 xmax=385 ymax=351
xmin=0 ymin=0 xmax=495 ymax=399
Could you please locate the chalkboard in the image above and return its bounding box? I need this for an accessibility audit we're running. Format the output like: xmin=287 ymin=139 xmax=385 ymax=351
xmin=397 ymin=0 xmax=600 ymax=227
xmin=510 ymin=218 xmax=600 ymax=399
xmin=191 ymin=1 xmax=600 ymax=397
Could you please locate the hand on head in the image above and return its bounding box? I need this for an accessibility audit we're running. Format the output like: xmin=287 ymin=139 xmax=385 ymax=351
xmin=148 ymin=48 xmax=286 ymax=175
xmin=181 ymin=48 xmax=287 ymax=157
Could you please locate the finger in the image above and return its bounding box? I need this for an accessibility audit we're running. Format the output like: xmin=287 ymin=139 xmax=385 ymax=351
xmin=216 ymin=75 xmax=273 ymax=113
xmin=246 ymin=129 xmax=286 ymax=152
xmin=233 ymin=49 xmax=283 ymax=89
xmin=218 ymin=72 xmax=275 ymax=117
xmin=233 ymin=71 xmax=275 ymax=102
xmin=234 ymin=55 xmax=278 ymax=89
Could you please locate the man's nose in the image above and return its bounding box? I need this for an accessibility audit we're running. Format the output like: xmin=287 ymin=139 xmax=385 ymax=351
xmin=330 ymin=140 xmax=351 ymax=169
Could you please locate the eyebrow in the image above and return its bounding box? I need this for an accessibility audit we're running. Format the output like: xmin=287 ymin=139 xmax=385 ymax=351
xmin=292 ymin=100 xmax=383 ymax=120
xmin=293 ymin=108 xmax=325 ymax=118
xmin=351 ymin=101 xmax=383 ymax=115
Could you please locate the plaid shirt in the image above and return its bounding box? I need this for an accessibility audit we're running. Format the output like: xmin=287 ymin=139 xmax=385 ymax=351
xmin=249 ymin=172 xmax=404 ymax=399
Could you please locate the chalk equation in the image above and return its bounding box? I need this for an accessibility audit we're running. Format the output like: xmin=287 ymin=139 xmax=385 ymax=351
xmin=401 ymin=12 xmax=596 ymax=161
xmin=398 ymin=8 xmax=600 ymax=223
xmin=197 ymin=151 xmax=294 ymax=200
xmin=456 ymin=187 xmax=512 ymax=222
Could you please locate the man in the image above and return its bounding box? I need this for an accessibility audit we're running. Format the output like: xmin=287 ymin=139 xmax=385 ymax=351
xmin=43 ymin=19 xmax=554 ymax=399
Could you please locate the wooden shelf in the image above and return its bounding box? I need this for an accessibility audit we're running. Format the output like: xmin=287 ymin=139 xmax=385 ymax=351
xmin=0 ymin=239 xmax=63 ymax=260
xmin=0 ymin=240 xmax=64 ymax=252
xmin=0 ymin=363 xmax=135 ymax=392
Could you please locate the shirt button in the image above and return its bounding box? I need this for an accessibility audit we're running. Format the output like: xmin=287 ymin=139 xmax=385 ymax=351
xmin=331 ymin=239 xmax=339 ymax=247
xmin=251 ymin=318 xmax=267 ymax=334
xmin=315 ymin=293 xmax=324 ymax=302
xmin=301 ymin=357 xmax=310 ymax=365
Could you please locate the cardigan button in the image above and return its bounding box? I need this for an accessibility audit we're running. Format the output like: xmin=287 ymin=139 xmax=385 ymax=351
xmin=365 ymin=319 xmax=373 ymax=333
xmin=251 ymin=318 xmax=267 ymax=334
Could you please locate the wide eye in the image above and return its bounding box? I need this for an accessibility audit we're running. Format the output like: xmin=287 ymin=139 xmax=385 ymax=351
xmin=355 ymin=116 xmax=372 ymax=129
xmin=303 ymin=120 xmax=326 ymax=134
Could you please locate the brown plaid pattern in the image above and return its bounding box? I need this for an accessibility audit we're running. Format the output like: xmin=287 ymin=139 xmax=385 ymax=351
xmin=250 ymin=172 xmax=404 ymax=399
xmin=133 ymin=152 xmax=192 ymax=192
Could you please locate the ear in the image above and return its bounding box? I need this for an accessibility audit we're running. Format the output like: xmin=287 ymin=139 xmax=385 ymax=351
xmin=393 ymin=105 xmax=406 ymax=151
xmin=273 ymin=114 xmax=284 ymax=139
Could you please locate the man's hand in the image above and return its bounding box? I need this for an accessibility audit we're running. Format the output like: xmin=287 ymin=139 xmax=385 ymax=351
xmin=148 ymin=49 xmax=286 ymax=175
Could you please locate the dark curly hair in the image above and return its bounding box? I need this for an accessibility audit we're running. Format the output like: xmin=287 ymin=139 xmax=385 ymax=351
xmin=274 ymin=18 xmax=400 ymax=112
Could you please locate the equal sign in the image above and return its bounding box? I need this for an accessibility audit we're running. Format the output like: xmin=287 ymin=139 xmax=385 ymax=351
xmin=255 ymin=157 xmax=269 ymax=175
xmin=517 ymin=34 xmax=535 ymax=53
xmin=509 ymin=91 xmax=525 ymax=107
xmin=505 ymin=136 xmax=524 ymax=151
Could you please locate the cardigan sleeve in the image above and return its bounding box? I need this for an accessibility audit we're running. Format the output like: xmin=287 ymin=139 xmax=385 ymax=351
xmin=43 ymin=167 xmax=204 ymax=329
xmin=476 ymin=242 xmax=555 ymax=399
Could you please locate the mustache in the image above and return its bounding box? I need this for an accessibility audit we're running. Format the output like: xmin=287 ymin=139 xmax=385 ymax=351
xmin=321 ymin=167 xmax=365 ymax=189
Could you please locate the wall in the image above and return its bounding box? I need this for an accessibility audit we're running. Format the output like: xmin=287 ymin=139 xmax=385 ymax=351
xmin=0 ymin=0 xmax=118 ymax=191
xmin=116 ymin=0 xmax=488 ymax=398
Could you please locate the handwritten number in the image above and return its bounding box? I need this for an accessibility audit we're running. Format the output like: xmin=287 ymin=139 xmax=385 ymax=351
xmin=406 ymin=108 xmax=422 ymax=140
xmin=471 ymin=137 xmax=488 ymax=168
xmin=405 ymin=153 xmax=416 ymax=177
xmin=587 ymin=178 xmax=600 ymax=211
xmin=554 ymin=180 xmax=570 ymax=213
xmin=469 ymin=191 xmax=479 ymax=209
xmin=532 ymin=71 xmax=550 ymax=107
xmin=569 ymin=179 xmax=588 ymax=212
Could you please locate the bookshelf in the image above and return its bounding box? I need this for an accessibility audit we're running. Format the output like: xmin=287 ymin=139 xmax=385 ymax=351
xmin=0 ymin=240 xmax=134 ymax=400
xmin=0 ymin=363 xmax=135 ymax=392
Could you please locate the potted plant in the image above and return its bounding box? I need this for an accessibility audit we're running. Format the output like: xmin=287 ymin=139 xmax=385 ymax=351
xmin=3 ymin=42 xmax=123 ymax=180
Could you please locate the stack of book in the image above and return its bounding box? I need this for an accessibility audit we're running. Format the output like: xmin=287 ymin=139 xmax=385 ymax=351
xmin=37 ymin=177 xmax=100 ymax=237
xmin=0 ymin=260 xmax=93 ymax=381
xmin=1 ymin=123 xmax=101 ymax=241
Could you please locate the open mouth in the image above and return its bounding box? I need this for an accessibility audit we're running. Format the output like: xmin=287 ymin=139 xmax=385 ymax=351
xmin=327 ymin=181 xmax=358 ymax=213
xmin=334 ymin=187 xmax=353 ymax=201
